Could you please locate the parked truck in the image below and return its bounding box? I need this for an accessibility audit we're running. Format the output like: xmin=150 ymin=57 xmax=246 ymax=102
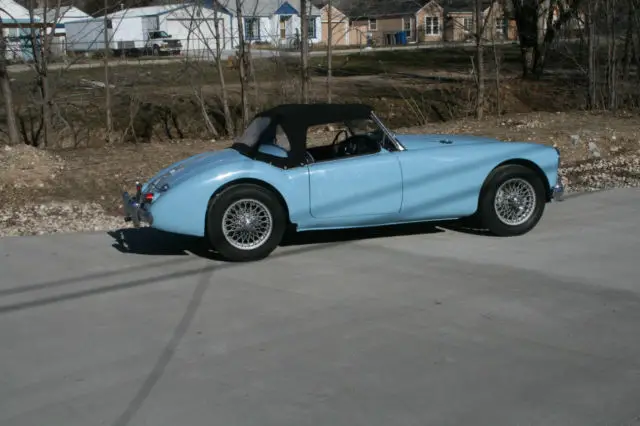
xmin=65 ymin=14 xmax=182 ymax=56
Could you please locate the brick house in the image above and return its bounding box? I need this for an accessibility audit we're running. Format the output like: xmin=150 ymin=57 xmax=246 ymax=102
xmin=315 ymin=2 xmax=367 ymax=46
xmin=312 ymin=0 xmax=517 ymax=47
xmin=317 ymin=0 xmax=446 ymax=46
xmin=440 ymin=0 xmax=515 ymax=42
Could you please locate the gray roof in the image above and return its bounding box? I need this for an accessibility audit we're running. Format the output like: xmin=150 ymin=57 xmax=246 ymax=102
xmin=439 ymin=0 xmax=501 ymax=13
xmin=222 ymin=0 xmax=321 ymax=16
xmin=33 ymin=5 xmax=91 ymax=22
xmin=314 ymin=0 xmax=432 ymax=18
xmin=314 ymin=0 xmax=505 ymax=18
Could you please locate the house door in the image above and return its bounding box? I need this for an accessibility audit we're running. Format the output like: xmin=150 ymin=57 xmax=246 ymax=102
xmin=279 ymin=16 xmax=290 ymax=39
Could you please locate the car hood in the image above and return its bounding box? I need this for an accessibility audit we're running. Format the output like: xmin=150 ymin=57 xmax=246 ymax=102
xmin=144 ymin=148 xmax=246 ymax=192
xmin=395 ymin=134 xmax=504 ymax=150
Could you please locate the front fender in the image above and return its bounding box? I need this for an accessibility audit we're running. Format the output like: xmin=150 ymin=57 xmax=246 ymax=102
xmin=147 ymin=160 xmax=309 ymax=237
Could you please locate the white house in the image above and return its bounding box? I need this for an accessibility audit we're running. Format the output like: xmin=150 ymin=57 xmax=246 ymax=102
xmin=222 ymin=0 xmax=322 ymax=48
xmin=0 ymin=0 xmax=42 ymax=61
xmin=33 ymin=6 xmax=91 ymax=32
xmin=1 ymin=0 xmax=41 ymax=35
xmin=63 ymin=0 xmax=322 ymax=59
xmin=33 ymin=5 xmax=91 ymax=56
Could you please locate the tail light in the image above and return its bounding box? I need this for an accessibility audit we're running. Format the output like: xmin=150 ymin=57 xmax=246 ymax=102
xmin=143 ymin=193 xmax=154 ymax=202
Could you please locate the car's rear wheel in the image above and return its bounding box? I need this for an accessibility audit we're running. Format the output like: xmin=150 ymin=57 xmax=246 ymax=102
xmin=478 ymin=164 xmax=546 ymax=236
xmin=206 ymin=183 xmax=286 ymax=261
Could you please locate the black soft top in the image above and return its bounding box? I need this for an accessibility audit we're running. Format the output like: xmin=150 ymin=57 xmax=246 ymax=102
xmin=232 ymin=103 xmax=374 ymax=168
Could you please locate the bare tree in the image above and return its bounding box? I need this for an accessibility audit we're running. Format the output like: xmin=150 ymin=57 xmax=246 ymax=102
xmin=179 ymin=0 xmax=235 ymax=136
xmin=103 ymin=0 xmax=113 ymax=142
xmin=474 ymin=0 xmax=486 ymax=119
xmin=212 ymin=2 xmax=235 ymax=135
xmin=0 ymin=15 xmax=20 ymax=145
xmin=235 ymin=0 xmax=250 ymax=126
xmin=26 ymin=0 xmax=63 ymax=147
xmin=603 ymin=0 xmax=617 ymax=109
xmin=511 ymin=0 xmax=583 ymax=78
xmin=326 ymin=0 xmax=333 ymax=103
xmin=300 ymin=0 xmax=309 ymax=103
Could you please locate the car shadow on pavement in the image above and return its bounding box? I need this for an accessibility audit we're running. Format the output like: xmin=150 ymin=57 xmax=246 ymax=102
xmin=107 ymin=220 xmax=489 ymax=259
xmin=108 ymin=228 xmax=220 ymax=259
xmin=280 ymin=221 xmax=447 ymax=246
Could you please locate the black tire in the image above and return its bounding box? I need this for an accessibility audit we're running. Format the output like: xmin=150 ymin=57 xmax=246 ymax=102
xmin=478 ymin=164 xmax=546 ymax=237
xmin=206 ymin=183 xmax=287 ymax=261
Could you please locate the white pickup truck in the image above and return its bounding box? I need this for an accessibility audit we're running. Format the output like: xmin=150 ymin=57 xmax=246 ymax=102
xmin=65 ymin=17 xmax=182 ymax=57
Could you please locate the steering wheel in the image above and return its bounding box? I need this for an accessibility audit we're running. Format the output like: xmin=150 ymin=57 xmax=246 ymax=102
xmin=335 ymin=137 xmax=359 ymax=157
xmin=331 ymin=129 xmax=349 ymax=145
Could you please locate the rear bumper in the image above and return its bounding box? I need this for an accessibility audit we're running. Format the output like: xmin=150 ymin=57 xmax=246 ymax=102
xmin=123 ymin=191 xmax=153 ymax=227
xmin=551 ymin=178 xmax=564 ymax=201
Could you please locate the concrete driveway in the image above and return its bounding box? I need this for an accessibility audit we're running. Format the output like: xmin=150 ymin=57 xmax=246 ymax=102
xmin=1 ymin=187 xmax=639 ymax=426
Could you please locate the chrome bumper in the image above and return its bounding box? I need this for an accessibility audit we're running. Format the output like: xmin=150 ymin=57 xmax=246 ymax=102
xmin=123 ymin=191 xmax=153 ymax=227
xmin=551 ymin=179 xmax=564 ymax=202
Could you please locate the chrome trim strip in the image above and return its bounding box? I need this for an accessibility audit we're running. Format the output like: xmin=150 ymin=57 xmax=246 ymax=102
xmin=371 ymin=111 xmax=406 ymax=151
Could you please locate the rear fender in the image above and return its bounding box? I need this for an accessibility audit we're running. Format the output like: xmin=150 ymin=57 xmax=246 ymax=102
xmin=147 ymin=162 xmax=309 ymax=237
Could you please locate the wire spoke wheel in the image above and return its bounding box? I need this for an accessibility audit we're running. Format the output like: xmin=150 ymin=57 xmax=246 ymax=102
xmin=493 ymin=177 xmax=537 ymax=226
xmin=221 ymin=198 xmax=273 ymax=250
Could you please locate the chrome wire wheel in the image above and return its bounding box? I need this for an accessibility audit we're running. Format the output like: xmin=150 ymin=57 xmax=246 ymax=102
xmin=493 ymin=177 xmax=537 ymax=226
xmin=221 ymin=198 xmax=273 ymax=251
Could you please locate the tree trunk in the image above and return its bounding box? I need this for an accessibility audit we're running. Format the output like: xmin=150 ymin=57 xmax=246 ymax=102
xmin=606 ymin=0 xmax=617 ymax=109
xmin=326 ymin=0 xmax=333 ymax=103
xmin=512 ymin=0 xmax=584 ymax=78
xmin=0 ymin=19 xmax=19 ymax=145
xmin=213 ymin=9 xmax=235 ymax=135
xmin=475 ymin=0 xmax=484 ymax=119
xmin=300 ymin=0 xmax=310 ymax=103
xmin=586 ymin=0 xmax=598 ymax=109
xmin=234 ymin=0 xmax=250 ymax=127
xmin=621 ymin=3 xmax=632 ymax=81
xmin=103 ymin=0 xmax=112 ymax=142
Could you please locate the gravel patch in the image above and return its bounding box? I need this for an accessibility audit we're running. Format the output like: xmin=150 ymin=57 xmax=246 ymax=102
xmin=561 ymin=154 xmax=640 ymax=193
xmin=0 ymin=201 xmax=133 ymax=238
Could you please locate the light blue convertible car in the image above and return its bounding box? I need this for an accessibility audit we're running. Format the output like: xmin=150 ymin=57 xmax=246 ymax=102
xmin=123 ymin=103 xmax=564 ymax=261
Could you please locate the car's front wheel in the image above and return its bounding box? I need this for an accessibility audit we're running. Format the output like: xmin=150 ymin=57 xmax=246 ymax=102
xmin=206 ymin=183 xmax=287 ymax=261
xmin=478 ymin=164 xmax=546 ymax=236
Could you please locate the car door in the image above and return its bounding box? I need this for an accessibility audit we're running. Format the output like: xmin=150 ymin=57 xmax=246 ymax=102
xmin=307 ymin=151 xmax=403 ymax=219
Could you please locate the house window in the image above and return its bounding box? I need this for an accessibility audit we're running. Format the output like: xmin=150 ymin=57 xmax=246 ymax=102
xmin=403 ymin=18 xmax=412 ymax=38
xmin=244 ymin=17 xmax=260 ymax=40
xmin=308 ymin=17 xmax=316 ymax=38
xmin=425 ymin=16 xmax=439 ymax=35
xmin=463 ymin=17 xmax=472 ymax=31
xmin=368 ymin=18 xmax=377 ymax=31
